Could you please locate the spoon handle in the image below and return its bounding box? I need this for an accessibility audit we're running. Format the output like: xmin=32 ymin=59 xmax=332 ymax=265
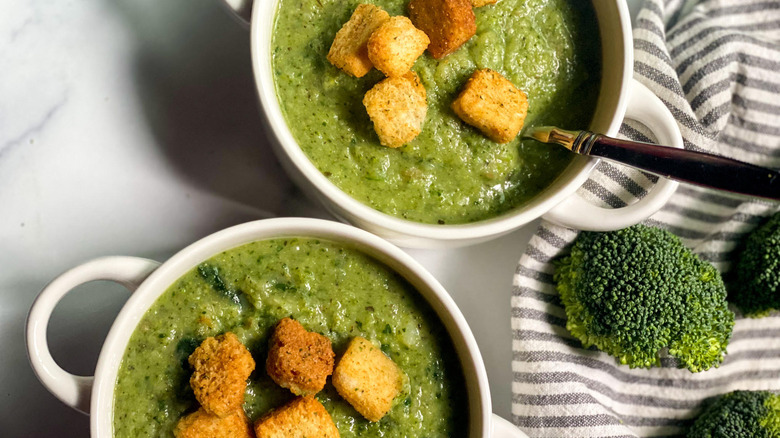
xmin=590 ymin=135 xmax=780 ymax=200
xmin=526 ymin=127 xmax=780 ymax=201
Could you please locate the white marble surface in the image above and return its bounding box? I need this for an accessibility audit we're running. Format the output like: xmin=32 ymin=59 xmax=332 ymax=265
xmin=0 ymin=0 xmax=641 ymax=435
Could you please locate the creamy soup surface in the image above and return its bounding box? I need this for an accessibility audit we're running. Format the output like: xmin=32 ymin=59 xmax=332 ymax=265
xmin=272 ymin=0 xmax=601 ymax=224
xmin=113 ymin=238 xmax=467 ymax=437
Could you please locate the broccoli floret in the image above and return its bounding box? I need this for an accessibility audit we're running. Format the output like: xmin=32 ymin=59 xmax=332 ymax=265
xmin=732 ymin=212 xmax=780 ymax=317
xmin=688 ymin=390 xmax=780 ymax=438
xmin=554 ymin=225 xmax=734 ymax=372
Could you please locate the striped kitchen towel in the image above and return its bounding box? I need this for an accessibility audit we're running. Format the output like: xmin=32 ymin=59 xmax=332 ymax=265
xmin=511 ymin=0 xmax=780 ymax=437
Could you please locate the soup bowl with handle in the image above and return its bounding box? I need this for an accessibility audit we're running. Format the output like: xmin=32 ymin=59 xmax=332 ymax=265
xmin=223 ymin=0 xmax=683 ymax=248
xmin=28 ymin=218 xmax=528 ymax=437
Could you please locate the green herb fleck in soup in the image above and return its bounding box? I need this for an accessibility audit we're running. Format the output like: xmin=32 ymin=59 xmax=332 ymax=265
xmin=272 ymin=0 xmax=601 ymax=224
xmin=113 ymin=238 xmax=467 ymax=437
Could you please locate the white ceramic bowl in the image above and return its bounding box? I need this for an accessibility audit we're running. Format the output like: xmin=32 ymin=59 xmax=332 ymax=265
xmin=225 ymin=0 xmax=683 ymax=248
xmin=27 ymin=218 xmax=528 ymax=438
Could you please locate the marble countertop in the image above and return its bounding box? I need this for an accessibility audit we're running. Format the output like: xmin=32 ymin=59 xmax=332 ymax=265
xmin=0 ymin=0 xmax=640 ymax=435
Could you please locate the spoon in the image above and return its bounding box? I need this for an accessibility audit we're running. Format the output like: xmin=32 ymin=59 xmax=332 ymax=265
xmin=524 ymin=126 xmax=780 ymax=201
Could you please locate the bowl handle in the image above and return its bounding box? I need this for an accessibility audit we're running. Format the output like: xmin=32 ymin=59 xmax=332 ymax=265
xmin=492 ymin=414 xmax=529 ymax=437
xmin=542 ymin=79 xmax=682 ymax=231
xmin=26 ymin=256 xmax=161 ymax=414
xmin=220 ymin=0 xmax=253 ymax=25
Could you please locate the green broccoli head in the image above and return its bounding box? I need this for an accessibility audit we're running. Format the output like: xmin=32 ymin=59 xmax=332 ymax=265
xmin=554 ymin=225 xmax=734 ymax=372
xmin=688 ymin=390 xmax=780 ymax=438
xmin=732 ymin=212 xmax=780 ymax=317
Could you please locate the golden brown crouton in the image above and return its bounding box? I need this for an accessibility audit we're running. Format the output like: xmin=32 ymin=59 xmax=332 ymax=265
xmin=189 ymin=332 xmax=256 ymax=417
xmin=367 ymin=16 xmax=430 ymax=77
xmin=266 ymin=318 xmax=334 ymax=396
xmin=332 ymin=337 xmax=403 ymax=422
xmin=327 ymin=4 xmax=390 ymax=77
xmin=254 ymin=397 xmax=339 ymax=438
xmin=471 ymin=0 xmax=497 ymax=7
xmin=451 ymin=68 xmax=528 ymax=143
xmin=408 ymin=0 xmax=476 ymax=59
xmin=174 ymin=408 xmax=253 ymax=438
xmin=363 ymin=72 xmax=428 ymax=148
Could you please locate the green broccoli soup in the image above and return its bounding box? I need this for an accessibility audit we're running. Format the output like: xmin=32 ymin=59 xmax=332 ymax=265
xmin=272 ymin=0 xmax=601 ymax=224
xmin=113 ymin=238 xmax=467 ymax=437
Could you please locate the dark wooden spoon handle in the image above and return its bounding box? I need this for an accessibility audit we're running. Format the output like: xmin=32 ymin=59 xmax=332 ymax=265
xmin=589 ymin=135 xmax=780 ymax=201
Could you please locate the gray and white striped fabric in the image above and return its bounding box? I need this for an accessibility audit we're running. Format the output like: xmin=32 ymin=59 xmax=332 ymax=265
xmin=511 ymin=0 xmax=780 ymax=436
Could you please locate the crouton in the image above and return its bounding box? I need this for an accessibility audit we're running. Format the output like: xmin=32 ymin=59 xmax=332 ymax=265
xmin=327 ymin=4 xmax=390 ymax=77
xmin=408 ymin=0 xmax=476 ymax=59
xmin=254 ymin=396 xmax=340 ymax=438
xmin=266 ymin=318 xmax=334 ymax=396
xmin=471 ymin=0 xmax=497 ymax=7
xmin=451 ymin=69 xmax=528 ymax=143
xmin=363 ymin=72 xmax=428 ymax=148
xmin=174 ymin=408 xmax=253 ymax=438
xmin=189 ymin=332 xmax=256 ymax=417
xmin=367 ymin=16 xmax=430 ymax=77
xmin=332 ymin=337 xmax=403 ymax=422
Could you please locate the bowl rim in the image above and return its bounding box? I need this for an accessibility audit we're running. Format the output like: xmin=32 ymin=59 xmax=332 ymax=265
xmin=249 ymin=0 xmax=634 ymax=242
xmin=92 ymin=218 xmax=491 ymax=437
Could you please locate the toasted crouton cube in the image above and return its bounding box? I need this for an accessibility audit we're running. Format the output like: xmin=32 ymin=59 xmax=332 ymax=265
xmin=408 ymin=0 xmax=476 ymax=59
xmin=451 ymin=69 xmax=528 ymax=143
xmin=174 ymin=408 xmax=253 ymax=438
xmin=363 ymin=72 xmax=427 ymax=148
xmin=189 ymin=332 xmax=256 ymax=417
xmin=332 ymin=337 xmax=403 ymax=422
xmin=266 ymin=318 xmax=335 ymax=396
xmin=327 ymin=4 xmax=390 ymax=77
xmin=254 ymin=397 xmax=340 ymax=438
xmin=367 ymin=16 xmax=430 ymax=77
xmin=471 ymin=0 xmax=497 ymax=6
